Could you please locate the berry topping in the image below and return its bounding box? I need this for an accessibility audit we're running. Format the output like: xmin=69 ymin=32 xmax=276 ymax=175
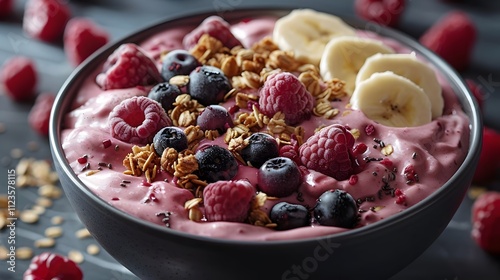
xmin=472 ymin=126 xmax=500 ymax=185
xmin=403 ymin=164 xmax=418 ymax=184
xmin=153 ymin=126 xmax=188 ymax=156
xmin=161 ymin=49 xmax=201 ymax=81
xmin=313 ymin=189 xmax=358 ymax=228
xmin=0 ymin=56 xmax=37 ymax=102
xmin=0 ymin=0 xmax=13 ymax=18
xmin=420 ymin=11 xmax=476 ymax=71
xmin=23 ymin=252 xmax=83 ymax=280
xmin=240 ymin=133 xmax=279 ymax=168
xmin=270 ymin=201 xmax=311 ymax=230
xmin=299 ymin=124 xmax=357 ymax=181
xmin=196 ymin=105 xmax=234 ymax=133
xmin=203 ymin=179 xmax=255 ymax=222
xmin=96 ymin=43 xmax=162 ymax=90
xmin=188 ymin=65 xmax=232 ymax=106
xmin=257 ymin=157 xmax=302 ymax=197
xmin=183 ymin=16 xmax=242 ymax=50
xmin=354 ymin=0 xmax=406 ymax=27
xmin=28 ymin=93 xmax=55 ymax=136
xmin=64 ymin=17 xmax=110 ymax=66
xmin=471 ymin=191 xmax=500 ymax=254
xmin=258 ymin=72 xmax=314 ymax=125
xmin=279 ymin=135 xmax=301 ymax=165
xmin=108 ymin=96 xmax=172 ymax=144
xmin=195 ymin=145 xmax=238 ymax=183
xmin=23 ymin=0 xmax=71 ymax=42
xmin=147 ymin=82 xmax=181 ymax=112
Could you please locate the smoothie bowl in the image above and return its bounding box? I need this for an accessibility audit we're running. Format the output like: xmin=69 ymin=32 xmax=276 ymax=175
xmin=49 ymin=8 xmax=481 ymax=280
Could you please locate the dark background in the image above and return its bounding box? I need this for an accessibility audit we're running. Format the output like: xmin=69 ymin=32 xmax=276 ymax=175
xmin=1 ymin=0 xmax=499 ymax=279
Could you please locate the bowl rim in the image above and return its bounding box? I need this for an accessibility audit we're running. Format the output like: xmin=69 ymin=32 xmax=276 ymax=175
xmin=49 ymin=7 xmax=482 ymax=246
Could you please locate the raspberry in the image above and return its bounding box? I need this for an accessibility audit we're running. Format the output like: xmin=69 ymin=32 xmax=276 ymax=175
xmin=64 ymin=17 xmax=110 ymax=66
xmin=279 ymin=135 xmax=301 ymax=165
xmin=23 ymin=0 xmax=71 ymax=42
xmin=203 ymin=179 xmax=255 ymax=222
xmin=182 ymin=16 xmax=242 ymax=50
xmin=0 ymin=0 xmax=13 ymax=18
xmin=108 ymin=96 xmax=172 ymax=144
xmin=28 ymin=93 xmax=55 ymax=136
xmin=471 ymin=191 xmax=500 ymax=254
xmin=23 ymin=252 xmax=83 ymax=280
xmin=466 ymin=79 xmax=484 ymax=113
xmin=258 ymin=72 xmax=314 ymax=125
xmin=96 ymin=43 xmax=162 ymax=90
xmin=472 ymin=126 xmax=500 ymax=185
xmin=354 ymin=0 xmax=406 ymax=27
xmin=420 ymin=11 xmax=476 ymax=71
xmin=299 ymin=124 xmax=356 ymax=181
xmin=0 ymin=56 xmax=37 ymax=102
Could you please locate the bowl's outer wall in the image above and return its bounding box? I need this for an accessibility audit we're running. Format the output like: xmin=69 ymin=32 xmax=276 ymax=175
xmin=50 ymin=9 xmax=481 ymax=280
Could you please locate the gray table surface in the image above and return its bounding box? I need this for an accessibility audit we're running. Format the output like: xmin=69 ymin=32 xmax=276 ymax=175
xmin=1 ymin=0 xmax=500 ymax=279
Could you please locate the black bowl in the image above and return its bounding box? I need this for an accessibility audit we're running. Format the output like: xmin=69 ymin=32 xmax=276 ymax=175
xmin=49 ymin=9 xmax=482 ymax=280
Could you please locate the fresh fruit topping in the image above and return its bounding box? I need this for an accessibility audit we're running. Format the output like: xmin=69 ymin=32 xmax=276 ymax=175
xmin=28 ymin=93 xmax=55 ymax=136
xmin=203 ymin=179 xmax=255 ymax=222
xmin=0 ymin=56 xmax=37 ymax=102
xmin=147 ymin=82 xmax=181 ymax=112
xmin=356 ymin=53 xmax=443 ymax=119
xmin=352 ymin=143 xmax=368 ymax=157
xmin=153 ymin=126 xmax=188 ymax=155
xmin=257 ymin=157 xmax=302 ymax=197
xmin=270 ymin=201 xmax=311 ymax=230
xmin=196 ymin=105 xmax=234 ymax=133
xmin=0 ymin=0 xmax=13 ymax=18
xmin=183 ymin=16 xmax=242 ymax=50
xmin=23 ymin=0 xmax=71 ymax=42
xmin=466 ymin=79 xmax=484 ymax=112
xmin=354 ymin=0 xmax=406 ymax=27
xmin=161 ymin=49 xmax=201 ymax=81
xmin=240 ymin=133 xmax=279 ymax=168
xmin=108 ymin=96 xmax=172 ymax=144
xmin=420 ymin=11 xmax=476 ymax=71
xmin=472 ymin=126 xmax=500 ymax=185
xmin=23 ymin=252 xmax=83 ymax=280
xmin=299 ymin=124 xmax=356 ymax=181
xmin=313 ymin=189 xmax=358 ymax=228
xmin=350 ymin=71 xmax=432 ymax=127
xmin=319 ymin=36 xmax=394 ymax=95
xmin=272 ymin=9 xmax=357 ymax=65
xmin=258 ymin=72 xmax=314 ymax=125
xmin=471 ymin=191 xmax=500 ymax=254
xmin=403 ymin=164 xmax=418 ymax=184
xmin=64 ymin=17 xmax=110 ymax=66
xmin=195 ymin=145 xmax=238 ymax=183
xmin=96 ymin=43 xmax=162 ymax=90
xmin=279 ymin=135 xmax=301 ymax=165
xmin=188 ymin=65 xmax=232 ymax=106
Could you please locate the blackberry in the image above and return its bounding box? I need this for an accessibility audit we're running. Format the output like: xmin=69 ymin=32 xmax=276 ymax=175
xmin=147 ymin=82 xmax=181 ymax=112
xmin=153 ymin=127 xmax=188 ymax=156
xmin=270 ymin=202 xmax=311 ymax=230
xmin=188 ymin=65 xmax=231 ymax=106
xmin=313 ymin=189 xmax=358 ymax=228
xmin=195 ymin=145 xmax=238 ymax=183
xmin=161 ymin=49 xmax=200 ymax=81
xmin=240 ymin=133 xmax=279 ymax=168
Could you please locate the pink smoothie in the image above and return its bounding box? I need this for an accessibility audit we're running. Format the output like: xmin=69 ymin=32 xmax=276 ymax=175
xmin=60 ymin=14 xmax=470 ymax=241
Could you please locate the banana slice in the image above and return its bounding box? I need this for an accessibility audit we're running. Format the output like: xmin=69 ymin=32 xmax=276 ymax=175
xmin=272 ymin=9 xmax=357 ymax=65
xmin=350 ymin=71 xmax=432 ymax=127
xmin=319 ymin=36 xmax=395 ymax=95
xmin=356 ymin=53 xmax=443 ymax=118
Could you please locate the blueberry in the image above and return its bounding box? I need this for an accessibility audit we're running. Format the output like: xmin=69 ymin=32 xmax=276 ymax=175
xmin=196 ymin=105 xmax=234 ymax=133
xmin=240 ymin=133 xmax=279 ymax=168
xmin=148 ymin=82 xmax=181 ymax=112
xmin=313 ymin=189 xmax=358 ymax=228
xmin=270 ymin=202 xmax=311 ymax=230
xmin=188 ymin=65 xmax=232 ymax=106
xmin=161 ymin=50 xmax=201 ymax=81
xmin=153 ymin=127 xmax=188 ymax=156
xmin=257 ymin=157 xmax=302 ymax=197
xmin=195 ymin=145 xmax=238 ymax=183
